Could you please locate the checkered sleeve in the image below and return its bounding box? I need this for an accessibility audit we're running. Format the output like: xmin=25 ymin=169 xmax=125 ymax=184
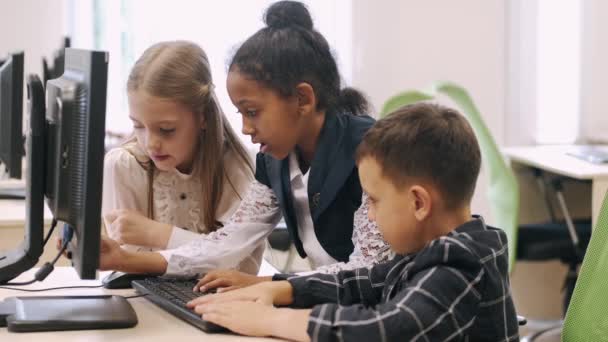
xmin=304 ymin=242 xmax=486 ymax=341
xmin=287 ymin=259 xmax=398 ymax=308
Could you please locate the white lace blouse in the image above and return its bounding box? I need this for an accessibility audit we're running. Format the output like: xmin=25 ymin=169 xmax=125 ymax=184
xmin=102 ymin=143 xmax=263 ymax=275
xmin=157 ymin=178 xmax=394 ymax=277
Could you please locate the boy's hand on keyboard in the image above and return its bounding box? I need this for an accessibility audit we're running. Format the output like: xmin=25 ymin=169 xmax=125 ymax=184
xmin=188 ymin=282 xmax=273 ymax=308
xmin=104 ymin=209 xmax=172 ymax=249
xmin=195 ymin=301 xmax=312 ymax=341
xmin=187 ymin=280 xmax=293 ymax=309
xmin=193 ymin=270 xmax=269 ymax=293
xmin=194 ymin=300 xmax=278 ymax=337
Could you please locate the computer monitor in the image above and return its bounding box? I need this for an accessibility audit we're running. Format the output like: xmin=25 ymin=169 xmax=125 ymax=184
xmin=43 ymin=37 xmax=70 ymax=86
xmin=0 ymin=74 xmax=45 ymax=284
xmin=45 ymin=48 xmax=108 ymax=279
xmin=0 ymin=51 xmax=25 ymax=199
xmin=0 ymin=48 xmax=108 ymax=284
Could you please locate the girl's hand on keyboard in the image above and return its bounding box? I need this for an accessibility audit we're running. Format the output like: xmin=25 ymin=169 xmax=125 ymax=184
xmin=193 ymin=269 xmax=269 ymax=293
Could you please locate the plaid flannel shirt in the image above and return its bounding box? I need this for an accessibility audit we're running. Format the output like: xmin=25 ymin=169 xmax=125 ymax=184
xmin=287 ymin=217 xmax=519 ymax=342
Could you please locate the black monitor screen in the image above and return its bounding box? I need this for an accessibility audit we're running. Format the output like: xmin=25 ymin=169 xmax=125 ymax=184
xmin=45 ymin=48 xmax=108 ymax=279
xmin=0 ymin=51 xmax=24 ymax=179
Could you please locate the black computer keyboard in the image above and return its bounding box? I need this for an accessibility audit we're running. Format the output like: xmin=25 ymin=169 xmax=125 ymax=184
xmin=131 ymin=278 xmax=226 ymax=333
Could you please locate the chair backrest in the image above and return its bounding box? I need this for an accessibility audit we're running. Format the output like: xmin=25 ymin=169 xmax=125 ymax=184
xmin=380 ymin=81 xmax=520 ymax=270
xmin=561 ymin=191 xmax=608 ymax=341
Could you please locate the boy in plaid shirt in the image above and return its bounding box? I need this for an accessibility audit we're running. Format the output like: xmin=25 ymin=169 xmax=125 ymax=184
xmin=188 ymin=103 xmax=519 ymax=341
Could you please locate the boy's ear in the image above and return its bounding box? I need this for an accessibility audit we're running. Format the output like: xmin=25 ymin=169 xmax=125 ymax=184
xmin=410 ymin=185 xmax=431 ymax=221
xmin=295 ymin=82 xmax=316 ymax=116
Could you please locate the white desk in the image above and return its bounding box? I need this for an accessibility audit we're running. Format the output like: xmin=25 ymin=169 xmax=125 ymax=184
xmin=504 ymin=145 xmax=608 ymax=226
xmin=0 ymin=263 xmax=280 ymax=341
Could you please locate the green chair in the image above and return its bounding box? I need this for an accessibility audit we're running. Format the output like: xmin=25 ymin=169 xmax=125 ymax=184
xmin=523 ymin=191 xmax=608 ymax=341
xmin=380 ymin=81 xmax=520 ymax=269
xmin=560 ymin=191 xmax=608 ymax=341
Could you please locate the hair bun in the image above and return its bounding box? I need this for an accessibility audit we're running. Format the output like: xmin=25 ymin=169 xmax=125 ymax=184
xmin=264 ymin=1 xmax=313 ymax=30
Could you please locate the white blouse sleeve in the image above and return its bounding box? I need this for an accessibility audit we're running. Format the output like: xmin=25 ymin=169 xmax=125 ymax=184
xmin=158 ymin=179 xmax=282 ymax=277
xmin=312 ymin=193 xmax=394 ymax=274
xmin=165 ymin=229 xmax=201 ymax=249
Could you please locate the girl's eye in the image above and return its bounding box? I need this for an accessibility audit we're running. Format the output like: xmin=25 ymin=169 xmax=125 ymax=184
xmin=160 ymin=128 xmax=176 ymax=134
xmin=133 ymin=125 xmax=144 ymax=130
xmin=236 ymin=108 xmax=258 ymax=117
xmin=242 ymin=109 xmax=257 ymax=117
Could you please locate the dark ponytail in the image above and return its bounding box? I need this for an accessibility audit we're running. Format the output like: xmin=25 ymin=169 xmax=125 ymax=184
xmin=337 ymin=87 xmax=369 ymax=117
xmin=229 ymin=0 xmax=369 ymax=116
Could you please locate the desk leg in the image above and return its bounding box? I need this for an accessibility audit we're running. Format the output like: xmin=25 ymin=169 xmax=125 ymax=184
xmin=592 ymin=178 xmax=608 ymax=228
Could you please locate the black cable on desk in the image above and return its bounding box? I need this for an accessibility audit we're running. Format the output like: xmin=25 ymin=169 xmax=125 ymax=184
xmin=2 ymin=225 xmax=73 ymax=286
xmin=0 ymin=284 xmax=104 ymax=292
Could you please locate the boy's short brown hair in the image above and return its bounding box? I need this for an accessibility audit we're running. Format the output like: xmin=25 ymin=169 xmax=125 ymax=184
xmin=357 ymin=102 xmax=481 ymax=209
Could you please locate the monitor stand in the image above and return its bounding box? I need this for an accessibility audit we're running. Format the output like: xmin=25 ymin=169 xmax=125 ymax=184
xmin=0 ymin=295 xmax=138 ymax=332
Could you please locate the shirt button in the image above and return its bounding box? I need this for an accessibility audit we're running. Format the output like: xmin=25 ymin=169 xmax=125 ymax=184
xmin=180 ymin=193 xmax=187 ymax=200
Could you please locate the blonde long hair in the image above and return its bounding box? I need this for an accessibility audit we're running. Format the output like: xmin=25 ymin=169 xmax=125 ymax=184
xmin=125 ymin=41 xmax=253 ymax=231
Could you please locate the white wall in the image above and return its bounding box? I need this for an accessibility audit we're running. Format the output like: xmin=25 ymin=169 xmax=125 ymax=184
xmin=0 ymin=1 xmax=65 ymax=180
xmin=351 ymin=0 xmax=507 ymax=222
xmin=580 ymin=0 xmax=608 ymax=143
xmin=0 ymin=1 xmax=65 ymax=85
xmin=505 ymin=0 xmax=538 ymax=146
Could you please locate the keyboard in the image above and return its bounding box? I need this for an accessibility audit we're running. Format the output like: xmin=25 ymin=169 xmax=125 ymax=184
xmin=131 ymin=278 xmax=226 ymax=333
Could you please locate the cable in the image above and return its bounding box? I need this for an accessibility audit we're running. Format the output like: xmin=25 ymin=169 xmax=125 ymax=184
xmin=3 ymin=224 xmax=73 ymax=286
xmin=0 ymin=286 xmax=149 ymax=298
xmin=0 ymin=284 xmax=103 ymax=292
xmin=2 ymin=278 xmax=37 ymax=286
xmin=42 ymin=218 xmax=59 ymax=247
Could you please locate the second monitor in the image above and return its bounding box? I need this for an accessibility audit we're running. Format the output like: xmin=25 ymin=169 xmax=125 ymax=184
xmin=0 ymin=48 xmax=108 ymax=283
xmin=0 ymin=51 xmax=25 ymax=200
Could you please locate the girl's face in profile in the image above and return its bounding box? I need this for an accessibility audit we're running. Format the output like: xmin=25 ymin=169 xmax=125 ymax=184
xmin=128 ymin=90 xmax=204 ymax=173
xmin=227 ymin=69 xmax=302 ymax=160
